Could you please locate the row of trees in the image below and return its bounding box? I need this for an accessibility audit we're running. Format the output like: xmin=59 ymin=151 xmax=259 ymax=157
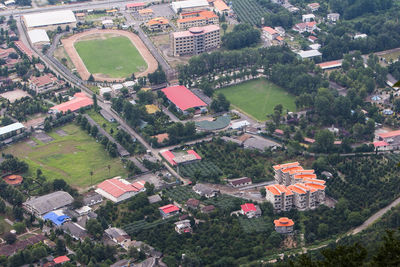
xmin=222 ymin=24 xmax=261 ymax=50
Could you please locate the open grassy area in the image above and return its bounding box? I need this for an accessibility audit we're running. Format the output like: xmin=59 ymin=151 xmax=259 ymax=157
xmin=86 ymin=109 xmax=119 ymax=136
xmin=75 ymin=36 xmax=147 ymax=78
xmin=0 ymin=216 xmax=11 ymax=236
xmin=218 ymin=78 xmax=296 ymax=121
xmin=3 ymin=123 xmax=129 ymax=188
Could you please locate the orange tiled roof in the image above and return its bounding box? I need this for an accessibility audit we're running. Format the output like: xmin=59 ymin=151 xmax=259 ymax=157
xmin=148 ymin=17 xmax=169 ymax=26
xmin=273 ymin=162 xmax=299 ymax=170
xmin=282 ymin=166 xmax=303 ymax=173
xmin=274 ymin=217 xmax=294 ymax=227
xmin=266 ymin=184 xmax=293 ymax=196
xmin=213 ymin=0 xmax=230 ymax=12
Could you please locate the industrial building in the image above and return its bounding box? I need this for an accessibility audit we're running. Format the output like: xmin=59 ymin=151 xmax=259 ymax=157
xmin=23 ymin=191 xmax=74 ymax=218
xmin=171 ymin=25 xmax=220 ymax=56
xmin=0 ymin=122 xmax=25 ymax=141
xmin=171 ymin=0 xmax=209 ymax=13
xmin=27 ymin=29 xmax=50 ymax=47
xmin=23 ymin=10 xmax=77 ymax=30
xmin=95 ymin=178 xmax=146 ymax=203
xmin=49 ymin=92 xmax=93 ymax=114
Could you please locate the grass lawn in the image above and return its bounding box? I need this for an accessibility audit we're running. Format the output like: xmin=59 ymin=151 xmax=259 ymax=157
xmin=86 ymin=109 xmax=119 ymax=136
xmin=0 ymin=216 xmax=11 ymax=236
xmin=75 ymin=36 xmax=147 ymax=78
xmin=218 ymin=78 xmax=296 ymax=121
xmin=3 ymin=123 xmax=129 ymax=188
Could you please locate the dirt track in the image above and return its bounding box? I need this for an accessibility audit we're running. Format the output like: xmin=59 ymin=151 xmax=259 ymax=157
xmin=61 ymin=29 xmax=158 ymax=82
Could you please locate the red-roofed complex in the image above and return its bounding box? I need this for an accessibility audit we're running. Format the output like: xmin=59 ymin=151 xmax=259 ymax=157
xmin=373 ymin=140 xmax=391 ymax=151
xmin=95 ymin=178 xmax=146 ymax=203
xmin=53 ymin=255 xmax=70 ymax=264
xmin=178 ymin=10 xmax=218 ymax=29
xmin=29 ymin=73 xmax=59 ymax=93
xmin=161 ymin=85 xmax=207 ymax=112
xmin=268 ymin=162 xmax=326 ymax=212
xmin=274 ymin=217 xmax=294 ymax=233
xmin=161 ymin=149 xmax=202 ymax=166
xmin=50 ymin=92 xmax=93 ymax=114
xmin=293 ymin=21 xmax=317 ymax=33
xmin=126 ymin=2 xmax=145 ymax=11
xmin=159 ymin=204 xmax=180 ymax=218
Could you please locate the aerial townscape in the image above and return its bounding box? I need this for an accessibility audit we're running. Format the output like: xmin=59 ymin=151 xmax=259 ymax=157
xmin=0 ymin=0 xmax=400 ymax=266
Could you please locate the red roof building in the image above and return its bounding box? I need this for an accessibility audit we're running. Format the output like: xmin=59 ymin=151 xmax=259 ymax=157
xmin=161 ymin=149 xmax=202 ymax=166
xmin=240 ymin=203 xmax=261 ymax=218
xmin=50 ymin=92 xmax=93 ymax=114
xmin=161 ymin=85 xmax=206 ymax=112
xmin=95 ymin=178 xmax=146 ymax=203
xmin=126 ymin=2 xmax=145 ymax=10
xmin=159 ymin=204 xmax=180 ymax=217
xmin=29 ymin=73 xmax=58 ymax=93
xmin=241 ymin=203 xmax=256 ymax=213
xmin=53 ymin=255 xmax=70 ymax=264
xmin=14 ymin=41 xmax=33 ymax=60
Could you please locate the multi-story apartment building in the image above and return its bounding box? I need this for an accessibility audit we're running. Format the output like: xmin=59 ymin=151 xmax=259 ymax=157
xmin=177 ymin=10 xmax=218 ymax=29
xmin=265 ymin=184 xmax=293 ymax=212
xmin=269 ymin=162 xmax=326 ymax=212
xmin=171 ymin=25 xmax=220 ymax=56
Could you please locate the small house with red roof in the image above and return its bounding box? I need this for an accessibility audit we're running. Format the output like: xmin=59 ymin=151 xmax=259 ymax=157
xmin=373 ymin=140 xmax=391 ymax=151
xmin=240 ymin=203 xmax=261 ymax=218
xmin=161 ymin=85 xmax=207 ymax=114
xmin=95 ymin=178 xmax=146 ymax=203
xmin=160 ymin=149 xmax=202 ymax=166
xmin=274 ymin=217 xmax=294 ymax=234
xmin=53 ymin=255 xmax=70 ymax=264
xmin=126 ymin=2 xmax=145 ymax=11
xmin=159 ymin=204 xmax=180 ymax=218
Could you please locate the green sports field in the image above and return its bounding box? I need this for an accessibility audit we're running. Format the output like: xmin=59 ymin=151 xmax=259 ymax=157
xmin=3 ymin=124 xmax=129 ymax=188
xmin=74 ymin=35 xmax=147 ymax=78
xmin=218 ymin=78 xmax=296 ymax=121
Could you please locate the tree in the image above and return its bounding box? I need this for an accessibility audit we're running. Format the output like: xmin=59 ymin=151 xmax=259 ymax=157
xmin=13 ymin=222 xmax=26 ymax=234
xmin=4 ymin=232 xmax=16 ymax=244
xmin=221 ymin=23 xmax=228 ymax=34
xmin=92 ymin=94 xmax=98 ymax=110
xmin=56 ymin=239 xmax=66 ymax=255
xmin=260 ymin=187 xmax=266 ymax=197
xmin=313 ymin=130 xmax=335 ymax=153
xmin=53 ymin=179 xmax=67 ymax=190
xmin=86 ymin=219 xmax=103 ymax=240
xmin=88 ymin=74 xmax=94 ymax=82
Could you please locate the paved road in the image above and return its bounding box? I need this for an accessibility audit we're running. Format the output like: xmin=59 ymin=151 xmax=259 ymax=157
xmin=350 ymin=195 xmax=400 ymax=235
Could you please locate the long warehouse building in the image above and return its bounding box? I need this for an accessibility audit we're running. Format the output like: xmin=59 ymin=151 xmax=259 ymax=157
xmin=23 ymin=10 xmax=77 ymax=30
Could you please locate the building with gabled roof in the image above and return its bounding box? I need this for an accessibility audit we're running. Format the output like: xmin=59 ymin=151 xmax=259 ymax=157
xmin=147 ymin=17 xmax=169 ymax=31
xmin=126 ymin=2 xmax=146 ymax=11
xmin=95 ymin=178 xmax=146 ymax=203
xmin=175 ymin=219 xmax=192 ymax=234
xmin=307 ymin=2 xmax=320 ymax=12
xmin=171 ymin=0 xmax=209 ymax=13
xmin=0 ymin=122 xmax=25 ymax=141
xmin=105 ymin=227 xmax=131 ymax=249
xmin=49 ymin=92 xmax=93 ymax=114
xmin=178 ymin=10 xmax=218 ymax=29
xmin=23 ymin=191 xmax=74 ymax=217
xmin=162 ymin=85 xmax=207 ymax=112
xmin=240 ymin=203 xmax=261 ymax=218
xmin=159 ymin=204 xmax=180 ymax=218
xmin=54 ymin=256 xmax=70 ymax=264
xmin=213 ymin=0 xmax=230 ymax=14
xmin=228 ymin=177 xmax=252 ymax=187
xmin=29 ymin=73 xmax=59 ymax=93
xmin=193 ymin=183 xmax=219 ymax=198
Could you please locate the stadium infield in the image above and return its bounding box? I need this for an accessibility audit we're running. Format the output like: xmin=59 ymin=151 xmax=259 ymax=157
xmin=62 ymin=29 xmax=158 ymax=82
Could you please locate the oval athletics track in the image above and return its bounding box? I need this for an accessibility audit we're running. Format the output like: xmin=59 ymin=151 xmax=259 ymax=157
xmin=61 ymin=29 xmax=158 ymax=82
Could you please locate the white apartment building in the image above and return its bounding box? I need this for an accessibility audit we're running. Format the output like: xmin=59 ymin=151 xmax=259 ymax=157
xmin=171 ymin=25 xmax=220 ymax=56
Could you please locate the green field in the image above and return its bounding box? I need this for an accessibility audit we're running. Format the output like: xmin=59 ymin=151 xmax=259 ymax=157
xmin=218 ymin=78 xmax=296 ymax=121
xmin=75 ymin=35 xmax=147 ymax=78
xmin=3 ymin=124 xmax=129 ymax=188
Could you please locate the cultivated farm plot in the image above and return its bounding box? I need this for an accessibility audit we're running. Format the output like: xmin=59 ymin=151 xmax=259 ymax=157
xmin=231 ymin=0 xmax=268 ymax=26
xmin=204 ymin=195 xmax=245 ymax=212
xmin=3 ymin=123 xmax=129 ymax=188
xmin=74 ymin=36 xmax=147 ymax=78
xmin=164 ymin=186 xmax=200 ymax=203
xmin=238 ymin=216 xmax=272 ymax=234
xmin=123 ymin=217 xmax=175 ymax=235
xmin=386 ymin=153 xmax=400 ymax=164
xmin=218 ymin=78 xmax=297 ymax=121
xmin=179 ymin=161 xmax=223 ymax=180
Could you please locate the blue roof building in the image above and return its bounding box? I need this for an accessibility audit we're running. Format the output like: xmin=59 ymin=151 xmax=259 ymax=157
xmin=43 ymin=211 xmax=70 ymax=226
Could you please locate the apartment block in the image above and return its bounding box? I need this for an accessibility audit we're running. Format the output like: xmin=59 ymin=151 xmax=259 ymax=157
xmin=171 ymin=25 xmax=220 ymax=56
xmin=268 ymin=162 xmax=326 ymax=212
xmin=177 ymin=10 xmax=218 ymax=29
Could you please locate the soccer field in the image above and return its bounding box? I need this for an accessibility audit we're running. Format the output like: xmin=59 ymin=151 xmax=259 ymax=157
xmin=74 ymin=36 xmax=147 ymax=78
xmin=3 ymin=124 xmax=129 ymax=188
xmin=218 ymin=78 xmax=296 ymax=121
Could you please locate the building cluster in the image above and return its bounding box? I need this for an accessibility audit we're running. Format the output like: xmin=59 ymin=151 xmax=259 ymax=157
xmin=265 ymin=162 xmax=326 ymax=212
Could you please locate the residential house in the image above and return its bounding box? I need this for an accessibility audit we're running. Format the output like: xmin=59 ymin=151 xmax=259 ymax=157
xmin=307 ymin=2 xmax=320 ymax=12
xmin=293 ymin=21 xmax=317 ymax=33
xmin=186 ymin=198 xmax=200 ymax=209
xmin=240 ymin=203 xmax=261 ymax=218
xmin=262 ymin=26 xmax=279 ymax=41
xmin=201 ymin=204 xmax=215 ymax=213
xmin=302 ymin=14 xmax=315 ymax=22
xmin=61 ymin=221 xmax=88 ymax=241
xmin=105 ymin=227 xmax=131 ymax=249
xmin=83 ymin=192 xmax=103 ymax=206
xmin=174 ymin=219 xmax=192 ymax=234
xmin=327 ymin=13 xmax=340 ymax=22
xmin=159 ymin=204 xmax=180 ymax=218
xmin=228 ymin=177 xmax=252 ymax=188
xmin=193 ymin=183 xmax=219 ymax=198
xmin=126 ymin=2 xmax=146 ymax=12
xmin=274 ymin=217 xmax=294 ymax=234
xmin=147 ymin=17 xmax=169 ymax=31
